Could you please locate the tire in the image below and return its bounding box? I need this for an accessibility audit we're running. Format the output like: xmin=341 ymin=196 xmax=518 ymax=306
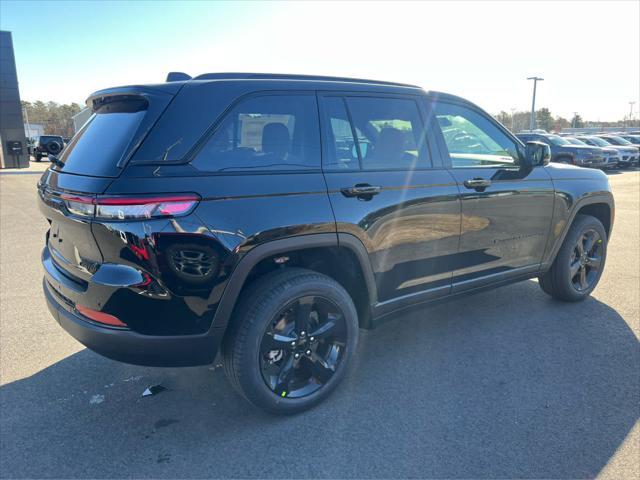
xmin=47 ymin=141 xmax=62 ymax=155
xmin=222 ymin=267 xmax=359 ymax=414
xmin=539 ymin=214 xmax=607 ymax=302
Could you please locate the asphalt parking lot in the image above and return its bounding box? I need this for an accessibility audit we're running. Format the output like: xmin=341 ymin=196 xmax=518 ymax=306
xmin=0 ymin=162 xmax=638 ymax=479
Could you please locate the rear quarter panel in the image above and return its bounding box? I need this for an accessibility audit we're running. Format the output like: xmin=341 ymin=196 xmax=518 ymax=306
xmin=102 ymin=167 xmax=336 ymax=333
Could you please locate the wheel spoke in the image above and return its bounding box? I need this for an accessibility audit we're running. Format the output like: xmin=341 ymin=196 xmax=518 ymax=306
xmin=293 ymin=298 xmax=313 ymax=335
xmin=579 ymin=266 xmax=589 ymax=290
xmin=576 ymin=236 xmax=585 ymax=256
xmin=570 ymin=259 xmax=581 ymax=278
xmin=304 ymin=353 xmax=335 ymax=384
xmin=587 ymin=256 xmax=602 ymax=270
xmin=310 ymin=318 xmax=336 ymax=340
xmin=261 ymin=331 xmax=297 ymax=353
xmin=584 ymin=232 xmax=599 ymax=253
xmin=274 ymin=354 xmax=297 ymax=396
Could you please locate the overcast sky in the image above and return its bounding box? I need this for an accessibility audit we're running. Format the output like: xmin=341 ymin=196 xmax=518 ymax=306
xmin=2 ymin=0 xmax=639 ymax=121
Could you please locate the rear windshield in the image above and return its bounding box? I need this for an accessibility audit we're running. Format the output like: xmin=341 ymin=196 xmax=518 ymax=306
xmin=56 ymin=97 xmax=147 ymax=177
xmin=39 ymin=136 xmax=62 ymax=143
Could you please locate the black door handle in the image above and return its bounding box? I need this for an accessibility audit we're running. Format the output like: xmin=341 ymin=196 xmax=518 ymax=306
xmin=463 ymin=178 xmax=491 ymax=192
xmin=341 ymin=184 xmax=381 ymax=198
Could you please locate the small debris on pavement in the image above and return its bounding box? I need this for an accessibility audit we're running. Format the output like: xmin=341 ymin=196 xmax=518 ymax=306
xmin=142 ymin=385 xmax=167 ymax=397
xmin=89 ymin=394 xmax=105 ymax=405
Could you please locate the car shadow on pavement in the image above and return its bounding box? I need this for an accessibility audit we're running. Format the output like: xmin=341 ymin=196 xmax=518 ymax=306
xmin=1 ymin=280 xmax=638 ymax=479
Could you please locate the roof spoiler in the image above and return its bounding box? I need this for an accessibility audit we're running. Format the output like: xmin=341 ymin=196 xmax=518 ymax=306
xmin=166 ymin=72 xmax=192 ymax=82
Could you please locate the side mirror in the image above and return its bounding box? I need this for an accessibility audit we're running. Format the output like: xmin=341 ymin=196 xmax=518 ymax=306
xmin=524 ymin=141 xmax=551 ymax=168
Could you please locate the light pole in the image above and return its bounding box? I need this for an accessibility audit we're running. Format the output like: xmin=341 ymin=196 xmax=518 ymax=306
xmin=629 ymin=102 xmax=636 ymax=129
xmin=527 ymin=76 xmax=544 ymax=131
xmin=511 ymin=108 xmax=516 ymax=131
xmin=23 ymin=106 xmax=32 ymax=139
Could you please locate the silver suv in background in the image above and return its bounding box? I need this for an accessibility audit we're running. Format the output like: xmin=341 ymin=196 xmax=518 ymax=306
xmin=577 ymin=136 xmax=638 ymax=168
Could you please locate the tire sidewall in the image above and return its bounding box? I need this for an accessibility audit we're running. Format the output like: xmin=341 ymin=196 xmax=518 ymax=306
xmin=235 ymin=272 xmax=358 ymax=414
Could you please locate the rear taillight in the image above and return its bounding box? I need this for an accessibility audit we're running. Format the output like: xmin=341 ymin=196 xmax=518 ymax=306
xmin=60 ymin=194 xmax=200 ymax=220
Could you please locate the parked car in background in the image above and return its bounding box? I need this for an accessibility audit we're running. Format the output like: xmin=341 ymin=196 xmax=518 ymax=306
xmin=597 ymin=135 xmax=640 ymax=161
xmin=516 ymin=132 xmax=606 ymax=168
xmin=33 ymin=135 xmax=65 ymax=162
xmin=597 ymin=134 xmax=638 ymax=147
xmin=38 ymin=73 xmax=614 ymax=414
xmin=618 ymin=134 xmax=640 ymax=145
xmin=577 ymin=136 xmax=638 ymax=168
xmin=565 ymin=137 xmax=618 ymax=169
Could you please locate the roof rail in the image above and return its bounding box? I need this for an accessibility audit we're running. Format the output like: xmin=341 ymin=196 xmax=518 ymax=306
xmin=191 ymin=72 xmax=420 ymax=88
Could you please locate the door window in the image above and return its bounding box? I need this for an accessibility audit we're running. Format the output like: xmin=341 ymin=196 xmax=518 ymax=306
xmin=434 ymin=102 xmax=522 ymax=168
xmin=322 ymin=96 xmax=430 ymax=171
xmin=192 ymin=95 xmax=320 ymax=172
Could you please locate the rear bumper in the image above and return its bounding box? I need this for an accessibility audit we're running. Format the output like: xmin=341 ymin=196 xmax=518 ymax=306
xmin=43 ymin=278 xmax=223 ymax=367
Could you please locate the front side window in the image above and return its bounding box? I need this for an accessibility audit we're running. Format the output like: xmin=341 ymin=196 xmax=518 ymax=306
xmin=322 ymin=96 xmax=429 ymax=171
xmin=192 ymin=95 xmax=320 ymax=172
xmin=435 ymin=102 xmax=521 ymax=168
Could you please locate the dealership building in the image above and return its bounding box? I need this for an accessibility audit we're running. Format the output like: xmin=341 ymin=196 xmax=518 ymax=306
xmin=0 ymin=30 xmax=28 ymax=169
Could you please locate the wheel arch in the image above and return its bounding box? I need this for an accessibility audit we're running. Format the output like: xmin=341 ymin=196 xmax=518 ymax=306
xmin=544 ymin=193 xmax=614 ymax=269
xmin=211 ymin=233 xmax=378 ymax=331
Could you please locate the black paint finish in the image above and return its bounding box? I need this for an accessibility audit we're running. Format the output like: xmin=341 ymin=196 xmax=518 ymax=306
xmin=38 ymin=77 xmax=614 ymax=367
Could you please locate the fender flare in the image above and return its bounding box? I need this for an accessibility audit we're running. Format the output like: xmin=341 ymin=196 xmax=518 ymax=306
xmin=543 ymin=192 xmax=614 ymax=268
xmin=210 ymin=233 xmax=378 ymax=329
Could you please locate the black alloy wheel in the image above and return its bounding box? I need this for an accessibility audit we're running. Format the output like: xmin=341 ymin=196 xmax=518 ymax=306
xmin=259 ymin=295 xmax=347 ymax=399
xmin=538 ymin=214 xmax=607 ymax=302
xmin=569 ymin=229 xmax=603 ymax=292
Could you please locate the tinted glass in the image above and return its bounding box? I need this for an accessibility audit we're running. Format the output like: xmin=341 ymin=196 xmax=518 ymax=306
xmin=344 ymin=97 xmax=429 ymax=170
xmin=38 ymin=136 xmax=62 ymax=144
xmin=323 ymin=97 xmax=359 ymax=170
xmin=435 ymin=102 xmax=520 ymax=168
xmin=602 ymin=136 xmax=632 ymax=145
xmin=192 ymin=95 xmax=320 ymax=172
xmin=59 ymin=102 xmax=146 ymax=177
xmin=546 ymin=135 xmax=571 ymax=146
xmin=567 ymin=138 xmax=587 ymax=145
xmin=584 ymin=136 xmax=611 ymax=147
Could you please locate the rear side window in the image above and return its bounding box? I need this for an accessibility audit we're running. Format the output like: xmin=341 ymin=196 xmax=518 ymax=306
xmin=322 ymin=96 xmax=429 ymax=171
xmin=191 ymin=95 xmax=320 ymax=172
xmin=58 ymin=97 xmax=148 ymax=177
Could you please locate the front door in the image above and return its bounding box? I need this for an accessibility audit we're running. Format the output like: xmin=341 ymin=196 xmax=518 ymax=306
xmin=430 ymin=99 xmax=555 ymax=292
xmin=319 ymin=93 xmax=461 ymax=307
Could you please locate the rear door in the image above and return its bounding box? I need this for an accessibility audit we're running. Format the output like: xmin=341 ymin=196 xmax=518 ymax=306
xmin=319 ymin=93 xmax=461 ymax=309
xmin=430 ymin=99 xmax=555 ymax=292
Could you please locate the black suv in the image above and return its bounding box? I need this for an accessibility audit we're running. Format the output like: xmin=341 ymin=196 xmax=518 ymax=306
xmin=33 ymin=135 xmax=65 ymax=162
xmin=516 ymin=132 xmax=607 ymax=168
xmin=39 ymin=73 xmax=614 ymax=414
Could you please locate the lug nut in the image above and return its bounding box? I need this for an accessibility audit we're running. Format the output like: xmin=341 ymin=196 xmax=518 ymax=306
xmin=310 ymin=337 xmax=315 ymax=342
xmin=290 ymin=341 xmax=296 ymax=347
xmin=305 ymin=349 xmax=312 ymax=356
xmin=300 ymin=331 xmax=306 ymax=337
xmin=294 ymin=353 xmax=301 ymax=359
